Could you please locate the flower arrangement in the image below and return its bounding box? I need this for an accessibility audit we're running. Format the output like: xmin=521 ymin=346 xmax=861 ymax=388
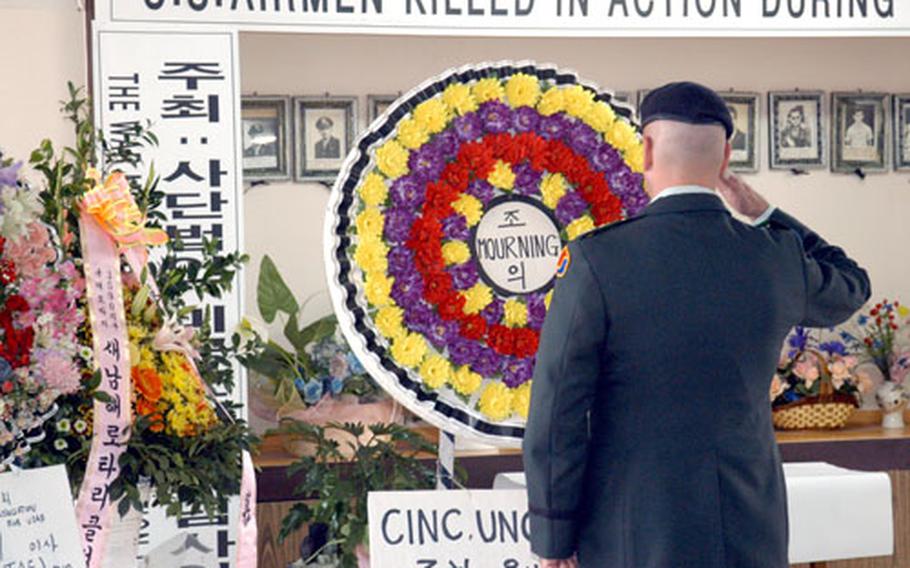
xmin=4 ymin=84 xmax=253 ymax=521
xmin=328 ymin=63 xmax=648 ymax=438
xmin=238 ymin=255 xmax=380 ymax=413
xmin=0 ymin=158 xmax=87 ymax=465
xmin=838 ymin=299 xmax=910 ymax=384
xmin=771 ymin=327 xmax=870 ymax=429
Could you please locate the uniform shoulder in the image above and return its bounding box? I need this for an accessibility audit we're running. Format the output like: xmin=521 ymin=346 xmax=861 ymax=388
xmin=576 ymin=215 xmax=644 ymax=244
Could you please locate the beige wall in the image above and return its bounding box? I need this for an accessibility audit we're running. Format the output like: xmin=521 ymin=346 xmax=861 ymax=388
xmin=241 ymin=34 xmax=910 ymax=333
xmin=0 ymin=1 xmax=87 ymax=171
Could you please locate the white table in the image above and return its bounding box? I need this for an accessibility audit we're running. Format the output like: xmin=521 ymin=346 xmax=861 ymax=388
xmin=494 ymin=462 xmax=893 ymax=566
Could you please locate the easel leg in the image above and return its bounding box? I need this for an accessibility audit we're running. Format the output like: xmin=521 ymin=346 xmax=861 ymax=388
xmin=436 ymin=430 xmax=456 ymax=489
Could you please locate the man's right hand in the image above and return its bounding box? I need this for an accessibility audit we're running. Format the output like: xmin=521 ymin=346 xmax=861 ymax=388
xmin=717 ymin=171 xmax=771 ymax=221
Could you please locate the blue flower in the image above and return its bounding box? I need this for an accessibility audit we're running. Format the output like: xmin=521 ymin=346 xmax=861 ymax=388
xmin=328 ymin=376 xmax=345 ymax=396
xmin=294 ymin=377 xmax=307 ymax=392
xmin=787 ymin=327 xmax=810 ymax=350
xmin=840 ymin=331 xmax=856 ymax=342
xmin=783 ymin=391 xmax=801 ymax=403
xmin=819 ymin=341 xmax=847 ymax=356
xmin=303 ymin=379 xmax=324 ymax=404
xmin=0 ymin=358 xmax=12 ymax=382
xmin=858 ymin=315 xmax=869 ymax=325
xmin=346 ymin=353 xmax=365 ymax=375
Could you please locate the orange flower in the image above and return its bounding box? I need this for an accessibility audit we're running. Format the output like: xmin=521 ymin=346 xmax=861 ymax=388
xmin=132 ymin=366 xmax=163 ymax=403
xmin=136 ymin=397 xmax=157 ymax=416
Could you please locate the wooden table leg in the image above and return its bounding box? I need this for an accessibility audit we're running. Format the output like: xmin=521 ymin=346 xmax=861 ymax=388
xmin=809 ymin=563 xmax=828 ymax=568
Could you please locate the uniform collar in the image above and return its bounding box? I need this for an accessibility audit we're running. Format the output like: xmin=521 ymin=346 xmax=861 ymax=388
xmin=641 ymin=186 xmax=728 ymax=217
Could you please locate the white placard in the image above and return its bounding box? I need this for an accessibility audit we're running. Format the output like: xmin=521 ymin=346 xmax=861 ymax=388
xmin=0 ymin=465 xmax=85 ymax=568
xmin=95 ymin=0 xmax=909 ymax=37
xmin=368 ymin=490 xmax=538 ymax=568
xmin=93 ymin=27 xmax=245 ymax=567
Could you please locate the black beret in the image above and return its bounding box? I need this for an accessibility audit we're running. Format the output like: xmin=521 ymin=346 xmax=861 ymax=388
xmin=640 ymin=82 xmax=733 ymax=138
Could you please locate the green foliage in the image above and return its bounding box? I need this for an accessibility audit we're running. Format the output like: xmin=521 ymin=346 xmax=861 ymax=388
xmin=276 ymin=421 xmax=438 ymax=567
xmin=257 ymin=254 xmax=299 ymax=323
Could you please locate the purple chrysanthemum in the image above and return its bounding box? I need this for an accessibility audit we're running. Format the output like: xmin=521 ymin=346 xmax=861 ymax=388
xmin=512 ymin=162 xmax=542 ymax=197
xmin=609 ymin=168 xmax=643 ymax=197
xmin=428 ymin=129 xmax=460 ymax=160
xmin=472 ymin=347 xmax=505 ymax=378
xmin=453 ymin=112 xmax=484 ymax=141
xmin=539 ymin=113 xmax=571 ymax=141
xmin=442 ymin=214 xmax=471 ymax=241
xmin=481 ymin=297 xmax=505 ymax=325
xmin=591 ymin=144 xmax=624 ymax=173
xmin=567 ymin=122 xmax=600 ymax=158
xmin=502 ymin=357 xmax=535 ymax=388
xmin=384 ymin=208 xmax=415 ymax=243
xmin=479 ymin=101 xmax=512 ymax=134
xmin=448 ymin=262 xmax=480 ymax=291
xmin=466 ymin=179 xmax=495 ymax=205
xmin=449 ymin=338 xmax=481 ymax=367
xmin=425 ymin=317 xmax=460 ymax=350
xmin=408 ymin=145 xmax=446 ymax=183
xmin=390 ymin=176 xmax=425 ymax=209
xmin=403 ymin=301 xmax=435 ymax=333
xmin=622 ymin=191 xmax=650 ymax=217
xmin=555 ymin=191 xmax=589 ymax=225
xmin=390 ymin=271 xmax=424 ymax=307
xmin=513 ymin=106 xmax=541 ymax=133
xmin=526 ymin=293 xmax=548 ymax=330
xmin=388 ymin=246 xmax=415 ymax=277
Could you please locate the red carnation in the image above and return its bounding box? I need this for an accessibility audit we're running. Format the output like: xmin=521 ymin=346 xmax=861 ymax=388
xmin=488 ymin=324 xmax=517 ymax=356
xmin=458 ymin=141 xmax=496 ymax=179
xmin=424 ymin=181 xmax=459 ymax=217
xmin=513 ymin=328 xmax=540 ymax=359
xmin=459 ymin=314 xmax=488 ymax=340
xmin=5 ymin=294 xmax=29 ymax=313
xmin=423 ymin=271 xmax=454 ymax=304
xmin=0 ymin=259 xmax=16 ymax=285
xmin=1 ymin=381 xmax=13 ymax=394
xmin=592 ymin=194 xmax=623 ymax=225
xmin=438 ymin=293 xmax=467 ymax=321
xmin=442 ymin=163 xmax=471 ymax=192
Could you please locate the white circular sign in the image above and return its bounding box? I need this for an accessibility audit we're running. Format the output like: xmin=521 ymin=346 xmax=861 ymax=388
xmin=472 ymin=197 xmax=562 ymax=295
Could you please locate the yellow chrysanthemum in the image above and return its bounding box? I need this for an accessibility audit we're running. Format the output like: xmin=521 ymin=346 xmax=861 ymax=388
xmin=478 ymin=382 xmax=515 ymax=421
xmin=512 ymin=381 xmax=533 ymax=419
xmin=487 ymin=160 xmax=516 ymax=191
xmin=358 ymin=173 xmax=388 ymax=207
xmin=452 ymin=194 xmax=483 ymax=226
xmin=396 ymin=118 xmax=430 ymax=149
xmin=158 ymin=352 xmax=216 ymax=437
xmin=566 ymin=215 xmax=596 ymax=240
xmin=364 ymin=272 xmax=394 ymax=307
xmin=540 ymin=173 xmax=567 ymax=209
xmin=544 ymin=290 xmax=554 ymax=309
xmin=414 ymin=98 xmax=450 ymax=134
xmin=503 ymin=298 xmax=528 ymax=328
xmin=898 ymin=304 xmax=910 ymax=318
xmin=375 ymin=306 xmax=406 ymax=341
xmin=355 ymin=208 xmax=384 ymax=239
xmin=420 ymin=355 xmax=452 ymax=390
xmin=443 ymin=83 xmax=479 ymax=116
xmin=353 ymin=237 xmax=389 ymax=274
xmin=375 ymin=140 xmax=410 ymax=179
xmin=461 ymin=283 xmax=493 ymax=315
xmin=442 ymin=241 xmax=471 ymax=265
xmin=537 ymin=87 xmax=565 ymax=116
xmin=390 ymin=333 xmax=428 ymax=368
xmin=505 ymin=73 xmax=541 ymax=108
xmin=606 ymin=119 xmax=639 ymax=154
xmin=451 ymin=365 xmax=483 ymax=396
xmin=563 ymin=85 xmax=595 ymax=119
xmin=625 ymin=143 xmax=645 ymax=173
xmin=473 ymin=77 xmax=505 ymax=103
xmin=583 ymin=101 xmax=617 ymax=134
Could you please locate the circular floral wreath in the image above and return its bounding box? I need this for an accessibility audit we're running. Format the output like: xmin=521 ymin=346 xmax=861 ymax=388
xmin=326 ymin=62 xmax=647 ymax=444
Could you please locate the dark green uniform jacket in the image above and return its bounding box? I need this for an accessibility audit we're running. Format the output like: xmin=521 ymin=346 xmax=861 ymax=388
xmin=523 ymin=193 xmax=871 ymax=568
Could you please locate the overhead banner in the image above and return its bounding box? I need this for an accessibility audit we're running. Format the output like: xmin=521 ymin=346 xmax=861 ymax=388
xmin=94 ymin=0 xmax=907 ymax=37
xmin=93 ymin=28 xmax=245 ymax=568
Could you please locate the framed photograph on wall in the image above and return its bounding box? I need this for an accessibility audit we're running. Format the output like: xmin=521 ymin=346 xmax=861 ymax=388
xmin=636 ymin=88 xmax=651 ymax=119
xmin=894 ymin=94 xmax=910 ymax=171
xmin=293 ymin=96 xmax=358 ymax=182
xmin=768 ymin=91 xmax=827 ymax=170
xmin=368 ymin=94 xmax=399 ymax=123
xmin=719 ymin=92 xmax=760 ymax=173
xmin=832 ymin=92 xmax=889 ymax=173
xmin=241 ymin=96 xmax=290 ymax=181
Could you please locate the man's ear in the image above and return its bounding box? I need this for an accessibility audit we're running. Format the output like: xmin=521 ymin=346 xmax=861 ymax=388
xmin=719 ymin=141 xmax=732 ymax=177
xmin=643 ymin=134 xmax=654 ymax=172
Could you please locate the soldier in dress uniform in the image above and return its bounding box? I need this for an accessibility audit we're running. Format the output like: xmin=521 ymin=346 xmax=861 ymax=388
xmin=523 ymin=81 xmax=871 ymax=568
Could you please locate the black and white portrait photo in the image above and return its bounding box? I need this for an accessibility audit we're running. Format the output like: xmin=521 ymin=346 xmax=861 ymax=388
xmin=769 ymin=91 xmax=826 ymax=170
xmin=720 ymin=92 xmax=759 ymax=172
xmin=294 ymin=96 xmax=357 ymax=182
xmin=832 ymin=92 xmax=888 ymax=173
xmin=241 ymin=96 xmax=290 ymax=180
xmin=368 ymin=94 xmax=398 ymax=123
xmin=894 ymin=95 xmax=910 ymax=171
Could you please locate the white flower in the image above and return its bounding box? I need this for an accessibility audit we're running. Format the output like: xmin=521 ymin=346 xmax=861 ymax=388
xmin=56 ymin=419 xmax=71 ymax=433
xmin=235 ymin=317 xmax=268 ymax=354
xmin=0 ymin=185 xmax=42 ymax=240
xmin=73 ymin=420 xmax=87 ymax=434
xmin=54 ymin=439 xmax=68 ymax=451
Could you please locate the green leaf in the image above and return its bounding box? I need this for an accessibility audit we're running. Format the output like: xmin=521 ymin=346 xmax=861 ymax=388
xmin=257 ymin=255 xmax=298 ymax=323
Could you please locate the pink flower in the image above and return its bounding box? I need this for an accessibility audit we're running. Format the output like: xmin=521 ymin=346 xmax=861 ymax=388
xmin=793 ymin=357 xmax=820 ymax=387
xmin=5 ymin=222 xmax=55 ymax=278
xmin=769 ymin=374 xmax=788 ymax=401
xmin=829 ymin=359 xmax=851 ymax=381
xmin=153 ymin=315 xmax=200 ymax=360
xmin=890 ymin=352 xmax=910 ymax=384
xmin=33 ymin=349 xmax=81 ymax=394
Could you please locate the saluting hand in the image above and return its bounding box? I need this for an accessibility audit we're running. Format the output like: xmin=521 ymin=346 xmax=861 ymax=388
xmin=717 ymin=171 xmax=771 ymax=221
xmin=539 ymin=557 xmax=579 ymax=568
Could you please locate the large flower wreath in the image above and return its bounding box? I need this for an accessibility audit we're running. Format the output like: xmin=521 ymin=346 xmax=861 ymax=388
xmin=326 ymin=63 xmax=647 ymax=443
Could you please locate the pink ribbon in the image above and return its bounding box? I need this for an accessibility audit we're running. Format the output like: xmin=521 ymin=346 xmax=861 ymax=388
xmin=236 ymin=451 xmax=258 ymax=567
xmin=75 ymin=211 xmax=134 ymax=568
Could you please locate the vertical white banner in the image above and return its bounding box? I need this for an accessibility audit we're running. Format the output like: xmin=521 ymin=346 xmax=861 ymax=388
xmin=92 ymin=27 xmax=246 ymax=568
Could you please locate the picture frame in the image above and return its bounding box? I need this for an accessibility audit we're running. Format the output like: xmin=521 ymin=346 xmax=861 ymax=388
xmin=894 ymin=94 xmax=910 ymax=171
xmin=768 ymin=91 xmax=827 ymax=170
xmin=719 ymin=92 xmax=760 ymax=173
xmin=636 ymin=88 xmax=651 ymax=119
xmin=240 ymin=96 xmax=290 ymax=181
xmin=367 ymin=94 xmax=399 ymax=124
xmin=293 ymin=96 xmax=358 ymax=182
xmin=831 ymin=92 xmax=889 ymax=174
